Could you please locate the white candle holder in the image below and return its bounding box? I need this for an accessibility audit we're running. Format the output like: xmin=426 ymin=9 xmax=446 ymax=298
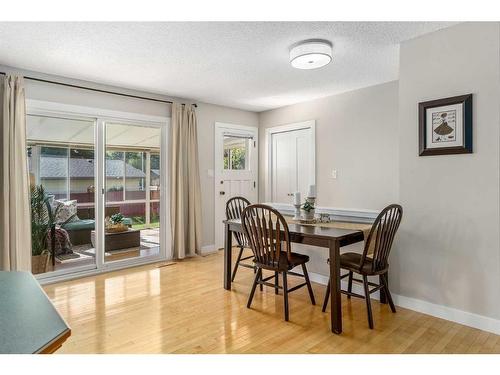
xmin=293 ymin=203 xmax=302 ymax=220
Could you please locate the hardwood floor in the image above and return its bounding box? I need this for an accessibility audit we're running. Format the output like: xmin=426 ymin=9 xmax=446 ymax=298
xmin=43 ymin=249 xmax=500 ymax=354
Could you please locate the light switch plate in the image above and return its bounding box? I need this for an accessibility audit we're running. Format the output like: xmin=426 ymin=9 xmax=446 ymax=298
xmin=207 ymin=169 xmax=214 ymax=177
xmin=331 ymin=170 xmax=337 ymax=179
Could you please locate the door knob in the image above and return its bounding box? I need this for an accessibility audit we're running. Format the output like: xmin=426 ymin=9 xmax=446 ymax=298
xmin=220 ymin=191 xmax=225 ymax=195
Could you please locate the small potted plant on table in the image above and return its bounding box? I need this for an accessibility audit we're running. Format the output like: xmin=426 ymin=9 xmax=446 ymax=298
xmin=301 ymin=199 xmax=316 ymax=221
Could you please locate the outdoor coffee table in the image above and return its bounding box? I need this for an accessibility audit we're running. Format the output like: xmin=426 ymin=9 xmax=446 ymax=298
xmin=91 ymin=228 xmax=140 ymax=251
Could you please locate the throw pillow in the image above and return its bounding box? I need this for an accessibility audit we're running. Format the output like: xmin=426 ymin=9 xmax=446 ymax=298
xmin=55 ymin=199 xmax=79 ymax=224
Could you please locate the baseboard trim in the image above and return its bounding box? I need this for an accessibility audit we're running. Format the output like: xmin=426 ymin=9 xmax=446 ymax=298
xmin=201 ymin=244 xmax=217 ymax=255
xmin=307 ymin=271 xmax=329 ymax=286
xmin=391 ymin=294 xmax=500 ymax=335
xmin=308 ymin=271 xmax=500 ymax=335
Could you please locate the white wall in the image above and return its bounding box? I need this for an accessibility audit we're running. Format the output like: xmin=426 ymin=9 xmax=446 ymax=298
xmin=396 ymin=22 xmax=500 ymax=321
xmin=1 ymin=65 xmax=258 ymax=250
xmin=258 ymin=81 xmax=399 ymax=211
xmin=196 ymin=103 xmax=259 ymax=248
xmin=258 ymin=81 xmax=399 ymax=275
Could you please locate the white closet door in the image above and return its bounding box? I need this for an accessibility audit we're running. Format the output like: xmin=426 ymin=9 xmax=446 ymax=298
xmin=272 ymin=131 xmax=294 ymax=203
xmin=270 ymin=125 xmax=315 ymax=204
xmin=295 ymin=128 xmax=314 ymax=199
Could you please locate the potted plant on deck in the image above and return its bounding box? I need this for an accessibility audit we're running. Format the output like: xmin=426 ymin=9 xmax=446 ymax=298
xmin=30 ymin=185 xmax=57 ymax=274
xmin=105 ymin=213 xmax=129 ymax=233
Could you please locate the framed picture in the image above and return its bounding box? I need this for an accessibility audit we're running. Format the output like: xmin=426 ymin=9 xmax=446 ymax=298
xmin=418 ymin=94 xmax=473 ymax=156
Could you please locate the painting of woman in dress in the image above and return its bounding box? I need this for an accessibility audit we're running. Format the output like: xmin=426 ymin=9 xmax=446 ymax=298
xmin=432 ymin=110 xmax=456 ymax=143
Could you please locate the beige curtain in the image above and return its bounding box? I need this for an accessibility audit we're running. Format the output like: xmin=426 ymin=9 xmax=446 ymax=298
xmin=0 ymin=75 xmax=31 ymax=271
xmin=170 ymin=103 xmax=202 ymax=259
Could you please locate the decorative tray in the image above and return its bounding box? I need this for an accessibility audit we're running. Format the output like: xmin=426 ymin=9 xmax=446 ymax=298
xmin=296 ymin=218 xmax=317 ymax=224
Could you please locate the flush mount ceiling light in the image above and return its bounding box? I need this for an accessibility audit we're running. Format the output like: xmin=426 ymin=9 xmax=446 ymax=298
xmin=289 ymin=39 xmax=333 ymax=70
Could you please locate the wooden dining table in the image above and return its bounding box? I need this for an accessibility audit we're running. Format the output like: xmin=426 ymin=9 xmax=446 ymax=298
xmin=223 ymin=217 xmax=372 ymax=334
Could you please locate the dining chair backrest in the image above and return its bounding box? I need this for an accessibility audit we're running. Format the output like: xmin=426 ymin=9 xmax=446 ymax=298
xmin=241 ymin=204 xmax=291 ymax=268
xmin=226 ymin=196 xmax=251 ymax=247
xmin=362 ymin=204 xmax=403 ymax=273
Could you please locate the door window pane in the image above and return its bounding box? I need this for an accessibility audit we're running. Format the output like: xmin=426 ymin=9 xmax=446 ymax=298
xmin=40 ymin=146 xmax=69 ymax=200
xmin=150 ymin=202 xmax=160 ymax=226
xmin=223 ymin=136 xmax=248 ymax=170
xmin=125 ymin=151 xmax=146 ymax=200
xmin=150 ymin=153 xmax=160 ymax=200
xmin=106 ymin=151 xmax=124 ymax=202
xmin=70 ymin=148 xmax=95 ymax=205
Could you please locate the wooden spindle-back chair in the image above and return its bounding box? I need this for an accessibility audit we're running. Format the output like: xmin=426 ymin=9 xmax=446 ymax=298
xmin=322 ymin=204 xmax=403 ymax=329
xmin=225 ymin=196 xmax=254 ymax=281
xmin=241 ymin=204 xmax=315 ymax=321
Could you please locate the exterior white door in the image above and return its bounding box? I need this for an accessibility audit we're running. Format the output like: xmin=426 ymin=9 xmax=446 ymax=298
xmin=214 ymin=123 xmax=258 ymax=249
xmin=267 ymin=121 xmax=315 ymax=204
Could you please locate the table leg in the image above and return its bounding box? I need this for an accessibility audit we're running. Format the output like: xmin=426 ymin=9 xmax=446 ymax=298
xmin=224 ymin=223 xmax=233 ymax=290
xmin=380 ymin=273 xmax=388 ymax=304
xmin=329 ymin=239 xmax=342 ymax=334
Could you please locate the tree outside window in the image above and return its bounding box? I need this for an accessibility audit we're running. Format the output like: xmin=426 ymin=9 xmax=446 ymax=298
xmin=223 ymin=137 xmax=248 ymax=170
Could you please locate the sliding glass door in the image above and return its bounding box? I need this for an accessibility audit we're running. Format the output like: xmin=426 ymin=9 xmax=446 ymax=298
xmin=27 ymin=114 xmax=97 ymax=275
xmin=104 ymin=122 xmax=162 ymax=264
xmin=27 ymin=103 xmax=168 ymax=281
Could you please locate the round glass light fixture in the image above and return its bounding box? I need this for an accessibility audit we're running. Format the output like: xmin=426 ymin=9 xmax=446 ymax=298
xmin=290 ymin=39 xmax=333 ymax=70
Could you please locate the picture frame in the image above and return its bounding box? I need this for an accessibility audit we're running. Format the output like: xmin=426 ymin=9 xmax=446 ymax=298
xmin=418 ymin=94 xmax=473 ymax=156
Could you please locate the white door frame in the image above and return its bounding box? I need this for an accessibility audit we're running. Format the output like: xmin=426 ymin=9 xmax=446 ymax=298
xmin=265 ymin=120 xmax=316 ymax=202
xmin=26 ymin=100 xmax=171 ymax=283
xmin=214 ymin=122 xmax=258 ymax=249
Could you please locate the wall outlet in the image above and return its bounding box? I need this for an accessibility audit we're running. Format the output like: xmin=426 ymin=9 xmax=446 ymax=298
xmin=331 ymin=169 xmax=337 ymax=179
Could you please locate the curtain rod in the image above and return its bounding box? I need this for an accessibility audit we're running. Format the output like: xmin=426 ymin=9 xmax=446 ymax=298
xmin=0 ymin=71 xmax=197 ymax=108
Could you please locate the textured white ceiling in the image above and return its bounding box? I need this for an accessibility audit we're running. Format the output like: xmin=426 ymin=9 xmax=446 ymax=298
xmin=0 ymin=22 xmax=455 ymax=112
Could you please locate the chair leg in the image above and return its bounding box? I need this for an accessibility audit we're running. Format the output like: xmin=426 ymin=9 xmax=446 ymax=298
xmin=322 ymin=281 xmax=330 ymax=312
xmin=347 ymin=271 xmax=353 ymax=299
xmin=381 ymin=273 xmax=396 ymax=313
xmin=274 ymin=272 xmax=279 ymax=295
xmin=247 ymin=268 xmax=261 ymax=308
xmin=301 ymin=264 xmax=316 ymax=305
xmin=362 ymin=275 xmax=374 ymax=329
xmin=259 ymin=270 xmax=263 ymax=291
xmin=231 ymin=247 xmax=244 ymax=282
xmin=283 ymin=272 xmax=289 ymax=321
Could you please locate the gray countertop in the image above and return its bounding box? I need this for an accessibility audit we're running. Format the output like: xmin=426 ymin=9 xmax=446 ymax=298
xmin=0 ymin=271 xmax=70 ymax=354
